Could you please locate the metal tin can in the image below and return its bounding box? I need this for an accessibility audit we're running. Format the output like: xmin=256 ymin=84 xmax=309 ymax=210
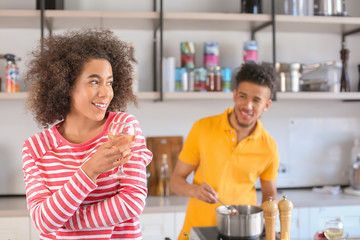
xmin=204 ymin=42 xmax=219 ymax=68
xmin=181 ymin=42 xmax=196 ymax=69
xmin=175 ymin=68 xmax=188 ymax=92
xmin=221 ymin=68 xmax=232 ymax=92
xmin=243 ymin=40 xmax=258 ymax=63
xmin=188 ymin=68 xmax=195 ymax=91
xmin=194 ymin=67 xmax=207 ymax=92
xmin=5 ymin=62 xmax=20 ymax=92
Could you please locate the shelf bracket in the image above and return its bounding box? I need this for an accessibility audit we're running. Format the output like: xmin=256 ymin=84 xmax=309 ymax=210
xmin=342 ymin=27 xmax=360 ymax=44
xmin=251 ymin=21 xmax=272 ymax=41
xmin=153 ymin=0 xmax=164 ymax=102
xmin=40 ymin=0 xmax=52 ymax=42
xmin=250 ymin=0 xmax=277 ymax=101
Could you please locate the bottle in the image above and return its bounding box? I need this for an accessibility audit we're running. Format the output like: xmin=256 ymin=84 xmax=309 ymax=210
xmin=159 ymin=154 xmax=170 ymax=197
xmin=206 ymin=66 xmax=216 ymax=92
xmin=1 ymin=54 xmax=21 ymax=93
xmin=340 ymin=42 xmax=350 ymax=92
xmin=129 ymin=42 xmax=139 ymax=93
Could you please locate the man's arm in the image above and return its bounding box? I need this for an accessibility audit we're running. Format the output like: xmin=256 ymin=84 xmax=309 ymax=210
xmin=170 ymin=160 xmax=218 ymax=204
xmin=260 ymin=179 xmax=278 ymax=203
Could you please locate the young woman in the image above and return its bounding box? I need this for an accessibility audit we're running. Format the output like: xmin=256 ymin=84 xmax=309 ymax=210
xmin=22 ymin=29 xmax=152 ymax=239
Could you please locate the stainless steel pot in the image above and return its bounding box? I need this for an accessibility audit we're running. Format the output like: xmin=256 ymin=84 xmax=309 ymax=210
xmin=314 ymin=0 xmax=347 ymax=16
xmin=216 ymin=205 xmax=263 ymax=238
xmin=276 ymin=61 xmax=336 ymax=92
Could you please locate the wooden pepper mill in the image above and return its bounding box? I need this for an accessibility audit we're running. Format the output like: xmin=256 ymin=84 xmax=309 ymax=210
xmin=278 ymin=195 xmax=293 ymax=240
xmin=262 ymin=196 xmax=278 ymax=240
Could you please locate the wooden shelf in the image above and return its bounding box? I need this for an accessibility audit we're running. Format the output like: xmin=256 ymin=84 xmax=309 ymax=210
xmin=0 ymin=92 xmax=160 ymax=100
xmin=276 ymin=15 xmax=360 ymax=34
xmin=0 ymin=10 xmax=40 ymax=28
xmin=45 ymin=10 xmax=159 ymax=30
xmin=0 ymin=92 xmax=28 ymax=99
xmin=163 ymin=12 xmax=271 ymax=31
xmin=276 ymin=92 xmax=360 ymax=100
xmin=1 ymin=9 xmax=359 ymax=34
xmin=1 ymin=91 xmax=360 ymax=101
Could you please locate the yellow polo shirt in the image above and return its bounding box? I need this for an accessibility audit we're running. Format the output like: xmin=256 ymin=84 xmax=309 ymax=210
xmin=177 ymin=108 xmax=279 ymax=240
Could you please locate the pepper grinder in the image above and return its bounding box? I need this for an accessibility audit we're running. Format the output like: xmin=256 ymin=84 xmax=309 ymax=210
xmin=262 ymin=196 xmax=278 ymax=240
xmin=340 ymin=42 xmax=350 ymax=92
xmin=278 ymin=195 xmax=293 ymax=240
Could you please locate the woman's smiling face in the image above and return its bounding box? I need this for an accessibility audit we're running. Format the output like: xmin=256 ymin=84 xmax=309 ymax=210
xmin=69 ymin=58 xmax=114 ymax=122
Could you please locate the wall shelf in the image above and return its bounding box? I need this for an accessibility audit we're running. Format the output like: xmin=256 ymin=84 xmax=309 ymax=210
xmin=2 ymin=91 xmax=360 ymax=101
xmin=2 ymin=10 xmax=359 ymax=33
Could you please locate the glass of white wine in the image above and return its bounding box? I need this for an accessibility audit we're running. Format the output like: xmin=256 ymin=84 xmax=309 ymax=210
xmin=324 ymin=218 xmax=344 ymax=240
xmin=108 ymin=122 xmax=136 ymax=178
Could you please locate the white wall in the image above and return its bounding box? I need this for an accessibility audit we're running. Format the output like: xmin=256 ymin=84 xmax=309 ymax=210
xmin=0 ymin=0 xmax=360 ymax=194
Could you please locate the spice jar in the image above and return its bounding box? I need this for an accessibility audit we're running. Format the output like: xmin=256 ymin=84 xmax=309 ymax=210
xmin=206 ymin=66 xmax=216 ymax=92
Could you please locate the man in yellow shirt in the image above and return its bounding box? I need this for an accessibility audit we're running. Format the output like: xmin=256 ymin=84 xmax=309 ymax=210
xmin=170 ymin=63 xmax=279 ymax=240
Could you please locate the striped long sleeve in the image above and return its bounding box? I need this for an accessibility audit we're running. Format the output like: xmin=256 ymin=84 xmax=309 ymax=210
xmin=22 ymin=112 xmax=152 ymax=239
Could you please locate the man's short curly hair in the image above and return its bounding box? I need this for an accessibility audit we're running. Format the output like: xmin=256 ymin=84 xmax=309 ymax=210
xmin=235 ymin=63 xmax=275 ymax=97
xmin=26 ymin=29 xmax=136 ymax=128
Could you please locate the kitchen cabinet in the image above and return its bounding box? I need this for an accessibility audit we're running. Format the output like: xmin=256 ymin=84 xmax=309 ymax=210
xmin=0 ymin=216 xmax=30 ymax=240
xmin=140 ymin=212 xmax=176 ymax=240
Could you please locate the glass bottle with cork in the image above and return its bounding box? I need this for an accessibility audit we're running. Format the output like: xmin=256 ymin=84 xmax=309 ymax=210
xmin=159 ymin=154 xmax=170 ymax=197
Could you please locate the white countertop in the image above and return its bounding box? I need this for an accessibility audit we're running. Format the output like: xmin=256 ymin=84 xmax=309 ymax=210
xmin=1 ymin=189 xmax=360 ymax=217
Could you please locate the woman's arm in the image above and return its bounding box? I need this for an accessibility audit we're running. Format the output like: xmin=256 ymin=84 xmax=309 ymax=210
xmin=22 ymin=145 xmax=98 ymax=234
xmin=63 ymin=149 xmax=151 ymax=230
xmin=62 ymin=118 xmax=153 ymax=230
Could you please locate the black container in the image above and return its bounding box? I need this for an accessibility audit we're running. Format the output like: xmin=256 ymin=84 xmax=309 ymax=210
xmin=241 ymin=0 xmax=262 ymax=14
xmin=358 ymin=64 xmax=360 ymax=92
xmin=36 ymin=0 xmax=64 ymax=10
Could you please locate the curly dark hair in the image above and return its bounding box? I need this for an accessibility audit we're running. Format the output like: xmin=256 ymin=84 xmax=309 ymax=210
xmin=235 ymin=63 xmax=275 ymax=97
xmin=26 ymin=28 xmax=137 ymax=128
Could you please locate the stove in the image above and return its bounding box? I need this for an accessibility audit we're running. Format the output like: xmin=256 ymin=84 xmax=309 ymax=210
xmin=189 ymin=227 xmax=279 ymax=240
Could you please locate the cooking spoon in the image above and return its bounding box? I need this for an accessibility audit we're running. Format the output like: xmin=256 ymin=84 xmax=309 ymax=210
xmin=217 ymin=198 xmax=238 ymax=215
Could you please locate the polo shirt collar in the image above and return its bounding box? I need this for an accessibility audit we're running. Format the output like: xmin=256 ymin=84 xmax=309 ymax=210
xmin=221 ymin=107 xmax=262 ymax=140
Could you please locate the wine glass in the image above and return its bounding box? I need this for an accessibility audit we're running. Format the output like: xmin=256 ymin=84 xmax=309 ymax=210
xmin=108 ymin=122 xmax=136 ymax=178
xmin=324 ymin=218 xmax=344 ymax=240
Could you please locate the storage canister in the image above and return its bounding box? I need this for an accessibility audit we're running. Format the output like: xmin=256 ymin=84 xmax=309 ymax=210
xmin=188 ymin=68 xmax=195 ymax=91
xmin=175 ymin=68 xmax=188 ymax=92
xmin=180 ymin=42 xmax=196 ymax=69
xmin=194 ymin=67 xmax=207 ymax=92
xmin=222 ymin=68 xmax=232 ymax=92
xmin=204 ymin=42 xmax=219 ymax=68
xmin=243 ymin=40 xmax=258 ymax=63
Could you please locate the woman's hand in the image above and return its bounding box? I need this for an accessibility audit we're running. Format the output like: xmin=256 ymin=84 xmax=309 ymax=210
xmin=191 ymin=182 xmax=218 ymax=204
xmin=81 ymin=136 xmax=133 ymax=182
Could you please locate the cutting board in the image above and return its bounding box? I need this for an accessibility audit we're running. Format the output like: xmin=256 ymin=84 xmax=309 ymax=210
xmin=146 ymin=136 xmax=183 ymax=196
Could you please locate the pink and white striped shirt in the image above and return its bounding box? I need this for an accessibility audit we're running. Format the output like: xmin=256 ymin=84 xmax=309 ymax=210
xmin=22 ymin=112 xmax=152 ymax=240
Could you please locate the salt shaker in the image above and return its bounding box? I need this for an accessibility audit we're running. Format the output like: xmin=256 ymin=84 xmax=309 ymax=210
xmin=262 ymin=196 xmax=278 ymax=240
xmin=278 ymin=195 xmax=293 ymax=240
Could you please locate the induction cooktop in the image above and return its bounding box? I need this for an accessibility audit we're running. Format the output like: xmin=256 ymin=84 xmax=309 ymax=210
xmin=189 ymin=226 xmax=278 ymax=240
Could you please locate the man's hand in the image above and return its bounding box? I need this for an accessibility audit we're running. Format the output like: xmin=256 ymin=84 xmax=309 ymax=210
xmin=191 ymin=182 xmax=218 ymax=204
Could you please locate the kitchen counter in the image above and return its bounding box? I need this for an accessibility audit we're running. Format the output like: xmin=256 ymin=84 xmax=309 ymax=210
xmin=1 ymin=189 xmax=360 ymax=217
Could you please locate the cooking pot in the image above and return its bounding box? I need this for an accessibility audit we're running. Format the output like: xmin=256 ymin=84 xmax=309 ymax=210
xmin=216 ymin=205 xmax=263 ymax=238
xmin=314 ymin=0 xmax=347 ymax=16
xmin=276 ymin=61 xmax=336 ymax=92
